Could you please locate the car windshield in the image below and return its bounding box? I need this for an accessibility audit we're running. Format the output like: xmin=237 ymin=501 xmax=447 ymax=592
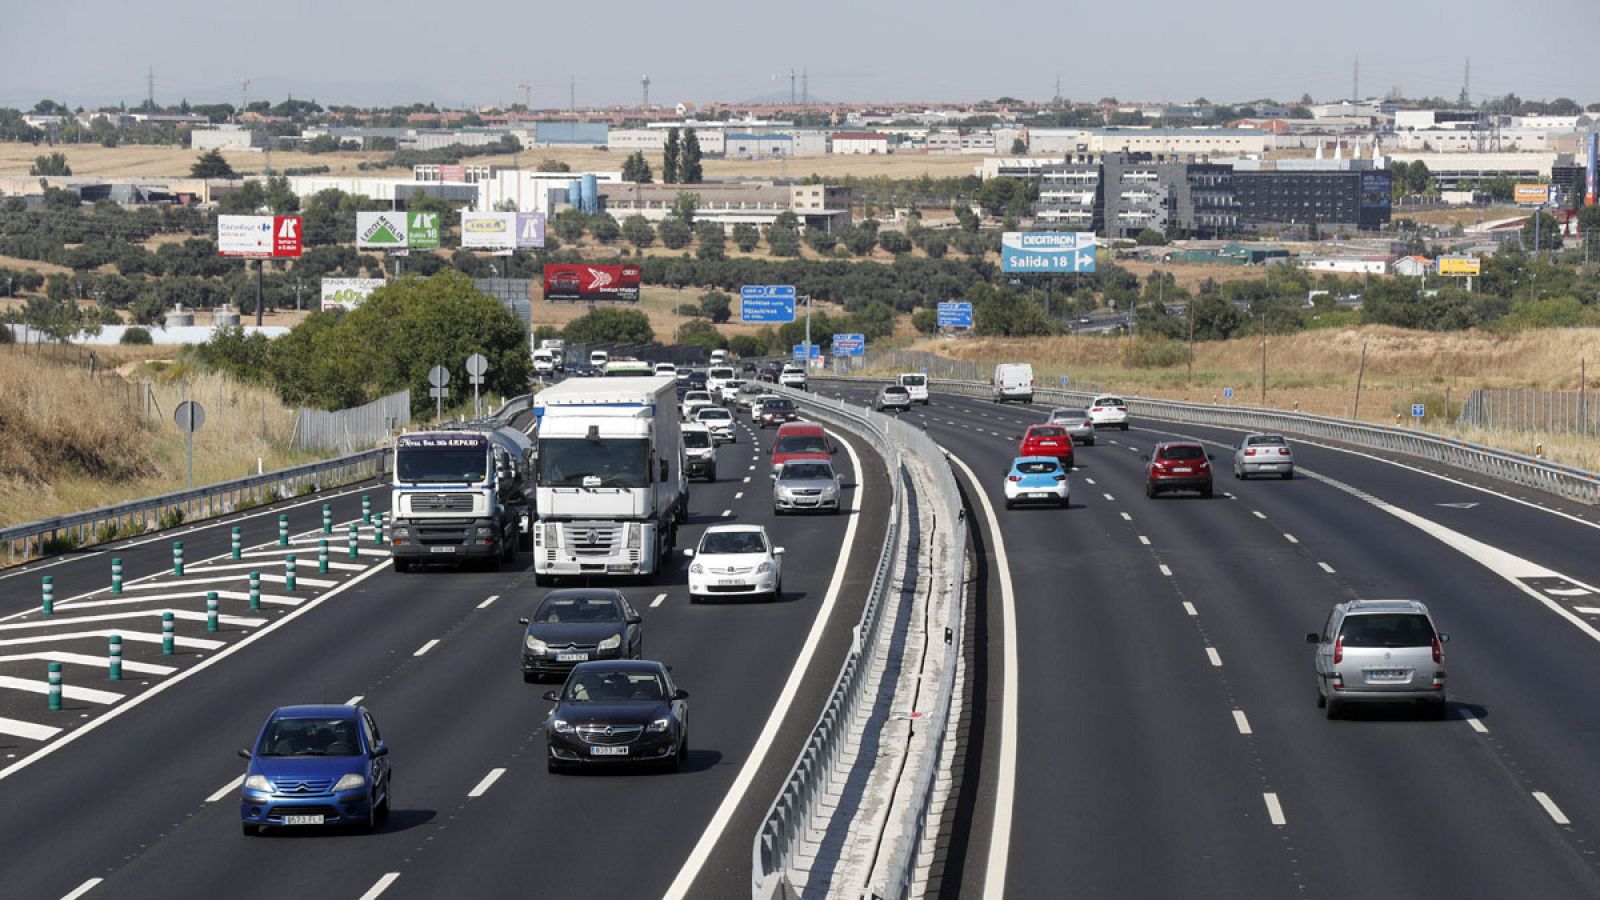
xmin=708 ymin=368 xmax=734 ymax=380
xmin=1029 ymin=427 xmax=1065 ymax=438
xmin=1340 ymin=614 xmax=1435 ymax=648
xmin=683 ymin=431 xmax=711 ymax=449
xmin=739 ymin=384 xmax=763 ymax=396
xmin=1016 ymin=461 xmax=1059 ymax=474
xmin=564 ymin=670 xmax=665 ymax=702
xmin=259 ymin=717 xmax=361 ymax=757
xmin=780 ymin=463 xmax=834 ymax=481
xmin=701 ymin=531 xmax=767 ymax=554
xmin=1248 ymin=435 xmax=1288 ymax=446
xmin=1159 ymin=446 xmax=1205 ymax=461
xmin=764 ymin=401 xmax=795 ymax=412
xmin=776 ymin=435 xmax=828 ymax=455
xmin=1053 ymin=409 xmax=1089 ymax=421
xmin=535 ymin=597 xmax=623 ymax=624
xmin=537 ymin=438 xmax=650 ymax=488
xmin=697 ymin=409 xmax=731 ymax=421
xmin=396 ymin=445 xmax=487 ymax=484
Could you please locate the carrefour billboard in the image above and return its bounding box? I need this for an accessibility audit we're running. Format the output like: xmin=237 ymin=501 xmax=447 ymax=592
xmin=217 ymin=215 xmax=302 ymax=258
xmin=1001 ymin=232 xmax=1097 ymax=273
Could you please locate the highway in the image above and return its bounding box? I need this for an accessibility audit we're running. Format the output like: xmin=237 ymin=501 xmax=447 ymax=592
xmin=823 ymin=381 xmax=1600 ymax=899
xmin=0 ymin=409 xmax=888 ymax=900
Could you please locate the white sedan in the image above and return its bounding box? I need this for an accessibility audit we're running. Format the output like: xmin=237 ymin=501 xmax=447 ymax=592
xmin=1088 ymin=396 xmax=1129 ymax=431
xmin=684 ymin=525 xmax=784 ymax=603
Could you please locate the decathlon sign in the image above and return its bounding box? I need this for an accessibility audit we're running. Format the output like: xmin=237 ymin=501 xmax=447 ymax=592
xmin=1001 ymin=231 xmax=1096 ymax=273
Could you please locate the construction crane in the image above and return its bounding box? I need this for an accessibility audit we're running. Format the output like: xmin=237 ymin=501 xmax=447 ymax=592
xmin=515 ymin=80 xmax=566 ymax=112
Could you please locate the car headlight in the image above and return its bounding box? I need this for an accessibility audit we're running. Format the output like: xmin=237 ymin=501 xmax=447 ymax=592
xmin=542 ymin=522 xmax=558 ymax=545
xmin=391 ymin=527 xmax=409 ymax=538
xmin=756 ymin=561 xmax=773 ymax=574
xmin=626 ymin=523 xmax=642 ymax=549
xmin=332 ymin=773 xmax=366 ymax=792
xmin=243 ymin=774 xmax=272 ymax=793
xmin=550 ymin=718 xmax=573 ymax=734
xmin=597 ymin=634 xmax=622 ymax=651
xmin=475 ymin=526 xmax=494 ymax=536
xmin=525 ymin=635 xmax=547 ymax=653
xmin=647 ymin=717 xmax=671 ymax=733
xmin=689 ymin=562 xmax=704 ymax=575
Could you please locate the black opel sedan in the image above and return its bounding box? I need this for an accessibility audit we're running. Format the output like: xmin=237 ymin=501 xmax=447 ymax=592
xmin=543 ymin=660 xmax=688 ymax=773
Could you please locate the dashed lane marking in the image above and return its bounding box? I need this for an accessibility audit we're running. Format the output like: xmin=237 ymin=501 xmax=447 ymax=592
xmin=1252 ymin=511 xmax=1267 ymax=519
xmin=1264 ymin=793 xmax=1286 ymax=826
xmin=358 ymin=873 xmax=401 ymax=900
xmin=345 ymin=695 xmax=363 ymax=705
xmin=0 ymin=716 xmax=60 ymax=742
xmin=0 ymin=676 xmax=121 ymax=705
xmin=1138 ymin=536 xmax=1150 ymax=546
xmin=1318 ymin=562 xmax=1336 ymax=574
xmin=1233 ymin=710 xmax=1252 ymax=735
xmin=413 ymin=639 xmax=440 ymax=657
xmin=1205 ymin=647 xmax=1222 ymax=667
xmin=652 ymin=593 xmax=667 ymax=608
xmin=1182 ymin=601 xmax=1198 ymax=616
xmin=1283 ymin=533 xmax=1299 ymax=544
xmin=1159 ymin=564 xmax=1172 ymax=576
xmin=1533 ymin=792 xmax=1571 ymax=826
xmin=477 ymin=595 xmax=499 ymax=609
xmin=60 ymin=877 xmax=104 ymax=900
xmin=468 ymin=767 xmax=506 ymax=798
xmin=205 ymin=775 xmax=243 ymax=803
xmin=1463 ymin=713 xmax=1489 ymax=733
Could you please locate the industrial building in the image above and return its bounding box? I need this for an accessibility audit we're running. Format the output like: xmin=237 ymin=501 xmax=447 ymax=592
xmin=1028 ymin=128 xmax=1267 ymax=158
xmin=595 ymin=182 xmax=851 ymax=230
xmin=190 ymin=125 xmax=267 ymax=152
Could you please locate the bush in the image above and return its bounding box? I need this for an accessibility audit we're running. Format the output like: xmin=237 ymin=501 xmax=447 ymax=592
xmin=42 ymin=533 xmax=81 ymax=555
xmin=1120 ymin=336 xmax=1187 ymax=368
xmin=120 ymin=326 xmax=153 ymax=345
xmin=158 ymin=508 xmax=185 ymax=530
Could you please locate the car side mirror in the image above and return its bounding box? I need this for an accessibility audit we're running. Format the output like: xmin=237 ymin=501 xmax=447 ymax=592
xmin=673 ymin=689 xmax=689 ymax=700
xmin=1439 ymin=632 xmax=1450 ymax=643
xmin=542 ymin=690 xmax=559 ymax=702
xmin=774 ymin=547 xmax=786 ymax=555
xmin=1305 ymin=633 xmax=1320 ymax=644
xmin=682 ymin=548 xmax=695 ymax=557
xmin=767 ymin=446 xmax=774 ymax=455
xmin=830 ymin=446 xmax=838 ymax=455
xmin=1207 ymin=454 xmax=1216 ymax=461
xmin=238 ymin=748 xmax=252 ymax=759
xmin=518 ymin=617 xmax=530 ymax=625
xmin=1140 ymin=455 xmax=1151 ymax=461
xmin=769 ymin=472 xmax=778 ymax=480
xmin=627 ymin=615 xmax=642 ymax=625
xmin=373 ymin=745 xmax=389 ymax=758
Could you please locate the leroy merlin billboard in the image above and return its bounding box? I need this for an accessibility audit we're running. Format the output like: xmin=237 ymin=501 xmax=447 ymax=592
xmin=356 ymin=211 xmax=442 ymax=250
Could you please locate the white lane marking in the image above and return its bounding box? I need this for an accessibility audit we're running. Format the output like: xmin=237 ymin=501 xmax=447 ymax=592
xmin=1205 ymin=647 xmax=1222 ymax=667
xmin=1233 ymin=710 xmax=1253 ymax=735
xmin=743 ymin=476 xmax=751 ymax=484
xmin=1318 ymin=562 xmax=1336 ymax=574
xmin=1533 ymin=791 xmax=1571 ymax=825
xmin=734 ymin=492 xmax=744 ymax=500
xmin=1222 ymin=492 xmax=1236 ymax=500
xmin=0 ymin=676 xmax=121 ymax=705
xmin=0 ymin=609 xmax=266 ymax=633
xmin=663 ymin=429 xmax=868 ymax=900
xmin=1127 ymin=446 xmax=1139 ymax=452
xmin=1548 ymin=587 xmax=1593 ymax=597
xmin=0 ymin=630 xmax=222 ymax=651
xmin=1252 ymin=510 xmax=1267 ymax=520
xmin=1576 ymin=607 xmax=1600 ymax=615
xmin=1084 ymin=478 xmax=1096 ymax=486
xmin=0 ymin=651 xmax=173 ymax=676
xmin=413 ymin=639 xmax=439 ymax=657
xmin=651 ymin=593 xmax=667 ymax=608
xmin=1183 ymin=601 xmax=1198 ymax=616
xmin=478 ymin=595 xmax=499 ymax=609
xmin=206 ymin=775 xmax=244 ymax=802
xmin=720 ymin=509 xmax=732 ymax=518
xmin=467 ymin=767 xmax=506 ymax=798
xmin=1103 ymin=493 xmax=1115 ymax=501
xmin=60 ymin=877 xmax=104 ymax=900
xmin=1159 ymin=564 xmax=1172 ymax=577
xmin=0 ymin=716 xmax=61 ymax=741
xmin=1120 ymin=512 xmax=1132 ymax=521
xmin=358 ymin=873 xmax=401 ymax=900
xmin=1462 ymin=713 xmax=1489 ymax=733
xmin=1138 ymin=535 xmax=1151 ymax=545
xmin=1283 ymin=533 xmax=1299 ymax=544
xmin=345 ymin=695 xmax=364 ymax=706
xmin=1264 ymin=793 xmax=1286 ymax=826
xmin=748 ymin=465 xmax=756 ymax=471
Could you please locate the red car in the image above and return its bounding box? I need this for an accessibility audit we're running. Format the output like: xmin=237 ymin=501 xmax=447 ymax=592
xmin=770 ymin=422 xmax=835 ymax=466
xmin=1018 ymin=425 xmax=1075 ymax=467
xmin=1143 ymin=441 xmax=1214 ymax=498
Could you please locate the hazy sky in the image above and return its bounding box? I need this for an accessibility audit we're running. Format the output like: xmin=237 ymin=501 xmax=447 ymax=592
xmin=6 ymin=1 xmax=1596 ymax=110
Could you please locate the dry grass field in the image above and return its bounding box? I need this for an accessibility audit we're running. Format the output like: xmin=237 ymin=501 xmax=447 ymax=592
xmin=0 ymin=143 xmax=379 ymax=177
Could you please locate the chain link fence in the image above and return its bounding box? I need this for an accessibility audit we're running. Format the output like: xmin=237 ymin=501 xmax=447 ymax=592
xmin=1457 ymin=387 xmax=1597 ymax=436
xmin=291 ymin=390 xmax=410 ymax=453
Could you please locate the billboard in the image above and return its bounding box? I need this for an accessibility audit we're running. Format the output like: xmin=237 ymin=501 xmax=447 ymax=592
xmin=461 ymin=212 xmax=517 ymax=250
xmin=320 ymin=277 xmax=386 ymax=311
xmin=1514 ymin=183 xmax=1553 ymax=206
xmin=1001 ymin=232 xmax=1096 ymax=273
xmin=542 ymin=264 xmax=640 ymax=302
xmin=407 ymin=211 xmax=440 ymax=249
xmin=1587 ymin=132 xmax=1597 ymax=207
xmin=357 ymin=212 xmax=408 ymax=250
xmin=438 ymin=163 xmax=467 ymax=182
xmin=515 ymin=212 xmax=546 ymax=249
xmin=217 ymin=215 xmax=302 ymax=258
xmin=740 ymin=285 xmax=797 ymax=323
xmin=1360 ymin=171 xmax=1392 ymax=209
xmin=1437 ymin=256 xmax=1481 ymax=276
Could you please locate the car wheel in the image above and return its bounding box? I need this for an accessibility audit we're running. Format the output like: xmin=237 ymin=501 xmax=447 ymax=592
xmin=706 ymin=472 xmax=716 ymax=483
xmin=1429 ymin=698 xmax=1448 ymax=720
xmin=1120 ymin=423 xmax=1129 ymax=431
xmin=1316 ymin=688 xmax=1326 ymax=709
xmin=1234 ymin=467 xmax=1243 ymax=480
xmin=1324 ymin=699 xmax=1341 ymax=720
xmin=1200 ymin=485 xmax=1214 ymax=499
xmin=772 ymin=580 xmax=782 ymax=601
xmin=1004 ymin=498 xmax=1015 ymax=510
xmin=502 ymin=536 xmax=516 ymax=562
xmin=1281 ymin=471 xmax=1294 ymax=481
xmin=547 ymin=755 xmax=566 ymax=774
xmin=668 ymin=735 xmax=687 ymax=772
xmin=1145 ymin=482 xmax=1158 ymax=498
xmin=523 ymin=672 xmax=539 ymax=684
xmin=241 ymin=822 xmax=260 ymax=837
xmin=1059 ymin=497 xmax=1070 ymax=509
xmin=534 ymin=572 xmax=552 ymax=587
xmin=688 ymin=593 xmax=701 ymax=605
xmin=393 ymin=558 xmax=411 ymax=573
xmin=376 ymin=788 xmax=391 ymax=823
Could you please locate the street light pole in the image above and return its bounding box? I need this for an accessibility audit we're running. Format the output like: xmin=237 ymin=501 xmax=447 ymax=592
xmin=801 ymin=293 xmax=812 ymax=367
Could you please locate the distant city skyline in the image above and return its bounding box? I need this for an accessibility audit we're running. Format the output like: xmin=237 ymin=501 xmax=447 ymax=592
xmin=4 ymin=1 xmax=1596 ymax=111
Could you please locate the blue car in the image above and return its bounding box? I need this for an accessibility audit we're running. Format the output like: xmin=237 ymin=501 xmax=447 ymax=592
xmin=1003 ymin=456 xmax=1071 ymax=509
xmin=238 ymin=704 xmax=392 ymax=835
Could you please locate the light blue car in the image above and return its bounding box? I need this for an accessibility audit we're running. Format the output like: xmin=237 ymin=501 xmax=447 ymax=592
xmin=238 ymin=704 xmax=391 ymax=835
xmin=1003 ymin=456 xmax=1070 ymax=509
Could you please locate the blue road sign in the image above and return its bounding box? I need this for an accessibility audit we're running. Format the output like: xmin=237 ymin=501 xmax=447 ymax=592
xmin=1412 ymin=403 xmax=1426 ymax=418
xmin=937 ymin=301 xmax=974 ymax=328
xmin=1001 ymin=231 xmax=1098 ymax=273
xmin=740 ymin=285 xmax=796 ymax=323
xmin=1060 ymin=375 xmax=1071 ymax=386
xmin=792 ymin=344 xmax=821 ymax=360
xmin=1223 ymin=387 xmax=1234 ymax=400
xmin=832 ymin=333 xmax=865 ymax=356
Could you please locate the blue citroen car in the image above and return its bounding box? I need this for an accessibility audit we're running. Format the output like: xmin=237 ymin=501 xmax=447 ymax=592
xmin=1003 ymin=456 xmax=1071 ymax=509
xmin=238 ymin=704 xmax=391 ymax=835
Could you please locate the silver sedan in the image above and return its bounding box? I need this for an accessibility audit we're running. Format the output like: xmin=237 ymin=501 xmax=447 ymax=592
xmin=1233 ymin=432 xmax=1295 ymax=480
xmin=1047 ymin=408 xmax=1096 ymax=445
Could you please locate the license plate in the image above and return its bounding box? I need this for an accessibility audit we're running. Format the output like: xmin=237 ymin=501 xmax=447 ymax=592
xmin=1366 ymin=669 xmax=1410 ymax=681
xmin=716 ymin=578 xmax=744 ymax=586
xmin=430 ymin=546 xmax=456 ymax=553
xmin=1258 ymin=464 xmax=1280 ymax=470
xmin=1041 ymin=441 xmax=1057 ymax=446
xmin=1173 ymin=467 xmax=1192 ymax=473
xmin=282 ymin=814 xmax=325 ymax=825
xmin=1029 ymin=493 xmax=1051 ymax=500
xmin=556 ymin=652 xmax=589 ymax=662
xmin=590 ymin=745 xmax=628 ymax=756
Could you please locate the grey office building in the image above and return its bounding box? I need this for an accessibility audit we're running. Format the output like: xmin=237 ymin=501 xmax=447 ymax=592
xmin=1034 ymin=153 xmax=1239 ymax=240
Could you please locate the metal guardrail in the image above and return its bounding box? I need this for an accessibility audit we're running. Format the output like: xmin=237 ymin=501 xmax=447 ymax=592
xmin=1 ymin=448 xmax=391 ymax=567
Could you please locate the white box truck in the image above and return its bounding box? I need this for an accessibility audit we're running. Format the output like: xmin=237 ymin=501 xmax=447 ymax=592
xmin=389 ymin=427 xmax=535 ymax=573
xmin=531 ymin=376 xmax=687 ymax=583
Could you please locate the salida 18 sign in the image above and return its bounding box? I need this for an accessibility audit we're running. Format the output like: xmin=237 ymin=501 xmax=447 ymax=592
xmin=217 ymin=215 xmax=303 ymax=258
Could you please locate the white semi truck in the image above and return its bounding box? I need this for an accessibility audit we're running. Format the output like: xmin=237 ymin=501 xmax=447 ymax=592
xmin=388 ymin=426 xmax=535 ymax=572
xmin=531 ymin=376 xmax=687 ymax=584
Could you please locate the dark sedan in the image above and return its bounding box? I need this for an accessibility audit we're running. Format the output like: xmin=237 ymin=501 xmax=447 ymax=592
xmin=543 ymin=660 xmax=689 ymax=772
xmin=520 ymin=589 xmax=644 ymax=682
xmin=758 ymin=366 xmax=780 ymax=383
xmin=758 ymin=398 xmax=800 ymax=428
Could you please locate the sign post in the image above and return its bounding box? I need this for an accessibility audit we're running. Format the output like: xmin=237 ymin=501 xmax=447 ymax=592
xmin=466 ymin=353 xmax=489 ymax=418
xmin=174 ymin=400 xmax=206 ymax=489
xmin=428 ymin=365 xmax=451 ymax=421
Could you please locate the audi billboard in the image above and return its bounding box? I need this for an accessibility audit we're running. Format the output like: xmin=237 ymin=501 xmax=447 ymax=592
xmin=542 ymin=264 xmax=641 ymax=302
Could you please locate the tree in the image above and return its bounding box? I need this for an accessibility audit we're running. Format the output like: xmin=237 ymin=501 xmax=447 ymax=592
xmin=911 ymin=308 xmax=939 ymax=334
xmin=732 ymin=222 xmax=760 ymax=253
xmin=672 ymin=191 xmax=700 ymax=226
xmin=694 ymin=221 xmax=726 ymax=260
xmin=681 ymin=128 xmax=703 ymax=184
xmin=621 ymin=151 xmax=653 ymax=184
xmin=589 ymin=213 xmax=621 ymax=243
xmin=698 ymin=290 xmax=733 ymax=323
xmin=622 ymin=214 xmax=655 ymax=248
xmin=190 ymin=148 xmax=236 ymax=179
xmin=1135 ymin=228 xmax=1168 ymax=246
xmin=729 ymin=334 xmax=765 ymax=357
xmin=562 ymin=306 xmax=654 ymax=345
xmin=805 ymin=228 xmax=838 ymax=253
xmin=216 ymin=180 xmax=267 ymax=214
xmin=921 ymin=233 xmax=948 ymax=258
xmin=878 ymin=230 xmax=912 ymax=255
xmin=657 ymin=217 xmax=692 ymax=250
xmin=552 ymin=209 xmax=587 ymax=242
xmin=28 ymin=152 xmax=70 ymax=176
xmin=663 ymin=127 xmax=681 ymax=183
xmin=677 ymin=319 xmax=726 ymax=351
xmin=767 ymin=223 xmax=801 ymax=257
xmin=1010 ymin=137 xmax=1027 ymax=154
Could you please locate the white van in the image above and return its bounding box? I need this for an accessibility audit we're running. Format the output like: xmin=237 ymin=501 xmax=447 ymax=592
xmin=532 ymin=349 xmax=556 ymax=376
xmin=709 ymin=349 xmax=729 ymax=366
xmin=589 ymin=349 xmax=609 ymax=369
xmin=706 ymin=366 xmax=737 ymax=401
xmin=992 ymin=363 xmax=1034 ymax=404
xmin=896 ymin=373 xmax=929 ymax=405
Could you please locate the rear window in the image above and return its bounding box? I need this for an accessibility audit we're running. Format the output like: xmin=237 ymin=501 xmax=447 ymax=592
xmin=776 ymin=435 xmax=828 ymax=455
xmin=697 ymin=408 xmax=730 ymax=421
xmin=1158 ymin=445 xmax=1205 ymax=460
xmin=685 ymin=392 xmax=711 ymax=403
xmin=708 ymin=368 xmax=734 ymax=380
xmin=1029 ymin=427 xmax=1065 ymax=438
xmin=884 ymin=386 xmax=908 ymax=395
xmin=1094 ymin=397 xmax=1125 ymax=407
xmin=900 ymin=375 xmax=926 ymax=386
xmin=1339 ymin=614 xmax=1435 ymax=648
xmin=1016 ymin=461 xmax=1059 ymax=474
xmin=1053 ymin=409 xmax=1089 ymax=420
xmin=1247 ymin=435 xmax=1287 ymax=446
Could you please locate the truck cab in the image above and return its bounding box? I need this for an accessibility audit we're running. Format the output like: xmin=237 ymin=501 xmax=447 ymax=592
xmin=389 ymin=429 xmax=534 ymax=572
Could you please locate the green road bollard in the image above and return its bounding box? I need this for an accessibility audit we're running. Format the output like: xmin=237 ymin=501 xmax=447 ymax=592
xmin=347 ymin=524 xmax=359 ymax=559
xmin=42 ymin=576 xmax=53 ymax=616
xmin=278 ymin=514 xmax=289 ymax=547
xmin=362 ymin=495 xmax=372 ymax=523
xmin=285 ymin=555 xmax=297 ymax=592
xmin=231 ymin=527 xmax=242 ymax=560
xmin=173 ymin=541 xmax=185 ymax=577
xmin=207 ymin=591 xmax=219 ymax=632
xmin=109 ymin=634 xmax=123 ymax=681
xmin=248 ymin=571 xmax=261 ymax=610
xmin=376 ymin=514 xmax=386 ymax=544
xmin=318 ymin=540 xmax=329 ymax=574
xmin=48 ymin=662 xmax=62 ymax=711
xmin=111 ymin=557 xmax=123 ymax=594
xmin=162 ymin=611 xmax=175 ymax=655
xmin=322 ymin=503 xmax=332 ymax=535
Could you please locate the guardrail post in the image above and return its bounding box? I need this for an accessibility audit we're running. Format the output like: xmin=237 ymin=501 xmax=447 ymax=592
xmin=111 ymin=558 xmax=122 ymax=594
xmin=362 ymin=495 xmax=372 ymax=523
xmin=318 ymin=540 xmax=329 ymax=574
xmin=347 ymin=524 xmax=359 ymax=559
xmin=162 ymin=611 xmax=175 ymax=655
xmin=172 ymin=541 xmax=184 ymax=576
xmin=41 ymin=576 xmax=53 ymax=616
xmin=48 ymin=662 xmax=62 ymax=711
xmin=231 ymin=526 xmax=242 ymax=560
xmin=278 ymin=514 xmax=289 ymax=546
xmin=285 ymin=555 xmax=297 ymax=592
xmin=206 ymin=591 xmax=219 ymax=632
xmin=108 ymin=634 xmax=122 ymax=680
xmin=248 ymin=571 xmax=261 ymax=610
xmin=321 ymin=503 xmax=332 ymax=535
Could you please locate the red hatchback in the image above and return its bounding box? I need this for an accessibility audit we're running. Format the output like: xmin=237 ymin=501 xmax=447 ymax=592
xmin=1018 ymin=425 xmax=1075 ymax=467
xmin=1143 ymin=441 xmax=1214 ymax=498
